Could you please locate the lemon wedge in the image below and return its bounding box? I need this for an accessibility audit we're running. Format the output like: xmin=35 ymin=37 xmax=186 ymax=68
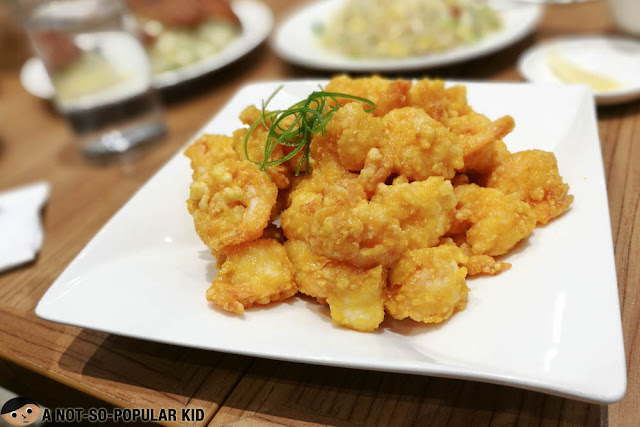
xmin=547 ymin=49 xmax=623 ymax=92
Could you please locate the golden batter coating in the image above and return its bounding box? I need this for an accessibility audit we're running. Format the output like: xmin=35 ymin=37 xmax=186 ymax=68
xmin=439 ymin=238 xmax=511 ymax=276
xmin=451 ymin=184 xmax=537 ymax=256
xmin=307 ymin=198 xmax=408 ymax=268
xmin=284 ymin=239 xmax=331 ymax=304
xmin=408 ymin=79 xmax=473 ymax=123
xmin=187 ymin=159 xmax=277 ymax=253
xmin=232 ymin=127 xmax=292 ymax=190
xmin=184 ymin=134 xmax=237 ymax=180
xmin=386 ymin=246 xmax=469 ymax=324
xmin=206 ymin=239 xmax=297 ymax=314
xmin=326 ymin=264 xmax=386 ymax=332
xmin=284 ymin=239 xmax=386 ymax=332
xmin=281 ymin=166 xmax=365 ymax=242
xmin=463 ymin=252 xmax=511 ymax=276
xmin=381 ymin=107 xmax=463 ymax=181
xmin=328 ymin=102 xmax=384 ymax=171
xmin=324 ymin=75 xmax=410 ymax=117
xmin=461 ymin=140 xmax=510 ymax=178
xmin=357 ymin=148 xmax=393 ymax=197
xmin=448 ymin=113 xmax=515 ymax=169
xmin=184 ymin=75 xmax=574 ymax=331
xmin=371 ymin=177 xmax=456 ymax=250
xmin=487 ymin=150 xmax=574 ymax=224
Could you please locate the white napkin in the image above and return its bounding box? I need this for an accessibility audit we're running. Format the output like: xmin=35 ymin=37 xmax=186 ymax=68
xmin=0 ymin=181 xmax=50 ymax=272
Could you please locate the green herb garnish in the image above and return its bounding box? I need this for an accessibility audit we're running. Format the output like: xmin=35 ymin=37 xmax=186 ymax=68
xmin=243 ymin=86 xmax=375 ymax=176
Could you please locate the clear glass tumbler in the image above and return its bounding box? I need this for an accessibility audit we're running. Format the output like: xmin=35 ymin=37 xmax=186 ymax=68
xmin=15 ymin=0 xmax=166 ymax=157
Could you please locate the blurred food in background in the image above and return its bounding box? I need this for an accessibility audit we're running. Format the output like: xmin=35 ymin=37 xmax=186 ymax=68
xmin=127 ymin=0 xmax=242 ymax=73
xmin=318 ymin=0 xmax=501 ymax=59
xmin=16 ymin=0 xmax=165 ymax=155
xmin=24 ymin=0 xmax=153 ymax=110
xmin=30 ymin=30 xmax=82 ymax=72
xmin=547 ymin=49 xmax=623 ymax=92
xmin=30 ymin=30 xmax=126 ymax=104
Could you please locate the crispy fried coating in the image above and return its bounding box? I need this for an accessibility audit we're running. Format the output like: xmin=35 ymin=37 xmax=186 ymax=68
xmin=283 ymin=155 xmax=404 ymax=269
xmin=184 ymin=134 xmax=237 ymax=180
xmin=238 ymin=105 xmax=264 ymax=128
xmin=462 ymin=249 xmax=511 ymax=275
xmin=371 ymin=177 xmax=456 ymax=250
xmin=408 ymin=79 xmax=473 ymax=123
xmin=324 ymin=75 xmax=410 ymax=117
xmin=461 ymin=140 xmax=510 ymax=178
xmin=357 ymin=147 xmax=393 ymax=197
xmin=239 ymin=105 xmax=306 ymax=175
xmin=487 ymin=150 xmax=574 ymax=224
xmin=448 ymin=113 xmax=514 ymax=169
xmin=207 ymin=239 xmax=297 ymax=314
xmin=307 ymin=133 xmax=342 ymax=174
xmin=232 ymin=128 xmax=292 ymax=190
xmin=307 ymin=198 xmax=407 ymax=268
xmin=451 ymin=184 xmax=536 ymax=256
xmin=374 ymin=79 xmax=412 ymax=117
xmin=280 ymin=180 xmax=324 ymax=241
xmin=281 ymin=169 xmax=406 ymax=268
xmin=281 ymin=166 xmax=365 ymax=241
xmin=187 ymin=159 xmax=277 ymax=253
xmin=325 ymin=75 xmax=389 ymax=105
xmin=439 ymin=237 xmax=511 ymax=276
xmin=386 ymin=246 xmax=469 ymax=323
xmin=284 ymin=240 xmax=386 ymax=331
xmin=326 ymin=264 xmax=386 ymax=332
xmin=186 ymin=75 xmax=574 ymax=330
xmin=381 ymin=107 xmax=463 ymax=180
xmin=281 ymin=161 xmax=404 ymax=268
xmin=327 ymin=102 xmax=384 ymax=171
xmin=239 ymin=105 xmax=297 ymax=133
xmin=284 ymin=239 xmax=331 ymax=304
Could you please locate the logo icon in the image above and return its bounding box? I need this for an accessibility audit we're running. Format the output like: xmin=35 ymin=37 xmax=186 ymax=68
xmin=1 ymin=397 xmax=41 ymax=426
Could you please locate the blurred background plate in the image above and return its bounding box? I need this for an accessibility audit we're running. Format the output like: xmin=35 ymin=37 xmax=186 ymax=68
xmin=272 ymin=0 xmax=542 ymax=72
xmin=518 ymin=36 xmax=640 ymax=105
xmin=19 ymin=0 xmax=273 ymax=100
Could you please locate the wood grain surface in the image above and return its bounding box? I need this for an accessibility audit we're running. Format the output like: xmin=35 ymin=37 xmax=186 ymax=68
xmin=0 ymin=0 xmax=637 ymax=426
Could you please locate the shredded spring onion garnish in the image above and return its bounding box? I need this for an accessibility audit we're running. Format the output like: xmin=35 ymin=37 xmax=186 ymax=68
xmin=243 ymin=86 xmax=375 ymax=176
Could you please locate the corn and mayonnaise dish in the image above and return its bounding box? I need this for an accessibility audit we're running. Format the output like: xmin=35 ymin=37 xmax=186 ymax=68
xmin=319 ymin=0 xmax=501 ymax=59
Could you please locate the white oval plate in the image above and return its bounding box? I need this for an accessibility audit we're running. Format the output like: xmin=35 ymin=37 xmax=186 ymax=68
xmin=272 ymin=0 xmax=542 ymax=72
xmin=518 ymin=36 xmax=640 ymax=105
xmin=19 ymin=0 xmax=273 ymax=100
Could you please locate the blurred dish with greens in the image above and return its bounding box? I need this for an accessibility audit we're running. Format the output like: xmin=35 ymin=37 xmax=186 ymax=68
xmin=321 ymin=0 xmax=501 ymax=59
xmin=128 ymin=0 xmax=242 ymax=75
xmin=20 ymin=0 xmax=272 ymax=100
xmin=272 ymin=0 xmax=541 ymax=71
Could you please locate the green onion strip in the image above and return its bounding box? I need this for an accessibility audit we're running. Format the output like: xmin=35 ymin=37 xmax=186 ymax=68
xmin=243 ymin=86 xmax=375 ymax=176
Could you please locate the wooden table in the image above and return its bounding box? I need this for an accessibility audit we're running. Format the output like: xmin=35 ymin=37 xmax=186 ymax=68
xmin=0 ymin=1 xmax=638 ymax=425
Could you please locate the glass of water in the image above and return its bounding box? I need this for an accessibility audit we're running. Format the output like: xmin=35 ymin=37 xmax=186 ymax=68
xmin=16 ymin=0 xmax=165 ymax=158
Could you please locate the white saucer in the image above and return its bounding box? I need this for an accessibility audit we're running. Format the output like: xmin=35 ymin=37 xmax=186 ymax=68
xmin=518 ymin=36 xmax=640 ymax=105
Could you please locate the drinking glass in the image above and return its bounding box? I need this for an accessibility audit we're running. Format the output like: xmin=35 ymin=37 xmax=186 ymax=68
xmin=15 ymin=0 xmax=166 ymax=157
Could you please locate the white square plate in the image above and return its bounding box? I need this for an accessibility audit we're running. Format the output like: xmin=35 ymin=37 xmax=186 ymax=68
xmin=36 ymin=80 xmax=626 ymax=403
